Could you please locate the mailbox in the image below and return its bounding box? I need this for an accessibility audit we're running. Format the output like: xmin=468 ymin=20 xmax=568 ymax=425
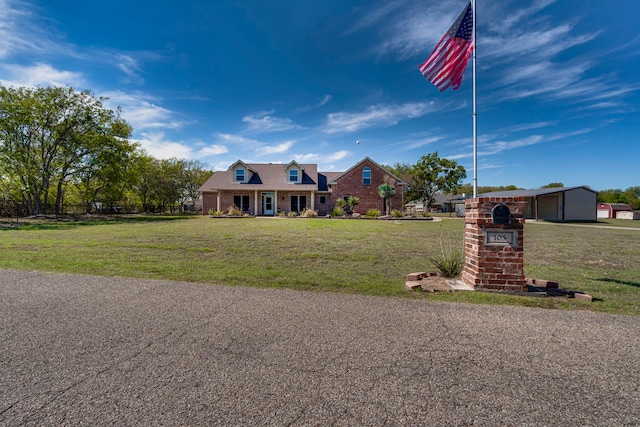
xmin=491 ymin=204 xmax=511 ymax=225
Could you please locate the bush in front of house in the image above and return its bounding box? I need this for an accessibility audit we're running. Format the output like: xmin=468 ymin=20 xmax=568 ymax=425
xmin=330 ymin=207 xmax=345 ymax=217
xmin=227 ymin=205 xmax=242 ymax=216
xmin=287 ymin=211 xmax=298 ymax=217
xmin=390 ymin=209 xmax=404 ymax=218
xmin=336 ymin=196 xmax=360 ymax=215
xmin=301 ymin=208 xmax=318 ymax=218
xmin=365 ymin=209 xmax=381 ymax=218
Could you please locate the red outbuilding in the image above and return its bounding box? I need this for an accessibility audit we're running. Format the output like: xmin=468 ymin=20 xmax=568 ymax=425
xmin=597 ymin=203 xmax=633 ymax=219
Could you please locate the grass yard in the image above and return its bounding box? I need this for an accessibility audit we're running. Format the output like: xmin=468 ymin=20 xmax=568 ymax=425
xmin=1 ymin=215 xmax=639 ymax=316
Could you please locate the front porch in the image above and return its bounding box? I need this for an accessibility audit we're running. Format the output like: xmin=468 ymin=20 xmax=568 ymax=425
xmin=213 ymin=190 xmax=325 ymax=216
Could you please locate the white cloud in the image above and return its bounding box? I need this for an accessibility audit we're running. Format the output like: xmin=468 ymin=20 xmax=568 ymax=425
xmin=197 ymin=144 xmax=229 ymax=157
xmin=242 ymin=111 xmax=303 ymax=133
xmin=324 ymin=102 xmax=441 ymax=134
xmin=215 ymin=133 xmax=262 ymax=145
xmin=403 ymin=135 xmax=444 ymax=150
xmin=293 ymin=150 xmax=351 ymax=163
xmin=256 ymin=141 xmax=295 ymax=155
xmin=134 ymin=132 xmax=193 ymax=159
xmin=346 ymin=0 xmax=454 ymax=60
xmin=0 ymin=62 xmax=84 ymax=88
xmin=114 ymin=53 xmax=144 ymax=85
xmin=102 ymin=91 xmax=184 ymax=130
xmin=0 ymin=0 xmax=66 ymax=59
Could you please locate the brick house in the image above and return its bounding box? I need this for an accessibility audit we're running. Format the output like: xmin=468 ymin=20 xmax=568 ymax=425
xmin=199 ymin=157 xmax=404 ymax=216
xmin=328 ymin=157 xmax=405 ymax=214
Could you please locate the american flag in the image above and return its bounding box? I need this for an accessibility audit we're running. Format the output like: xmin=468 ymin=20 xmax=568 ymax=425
xmin=419 ymin=1 xmax=474 ymax=92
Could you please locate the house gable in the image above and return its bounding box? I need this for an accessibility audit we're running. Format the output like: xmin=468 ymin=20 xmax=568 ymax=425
xmin=229 ymin=160 xmax=256 ymax=184
xmin=283 ymin=161 xmax=305 ymax=184
xmin=328 ymin=157 xmax=405 ymax=214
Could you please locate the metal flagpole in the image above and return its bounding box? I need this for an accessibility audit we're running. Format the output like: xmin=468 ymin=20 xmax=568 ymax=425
xmin=472 ymin=0 xmax=477 ymax=198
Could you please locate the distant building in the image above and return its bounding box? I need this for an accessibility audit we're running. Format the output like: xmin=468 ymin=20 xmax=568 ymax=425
xmin=597 ymin=203 xmax=634 ymax=219
xmin=480 ymin=186 xmax=597 ymax=221
xmin=405 ymin=193 xmax=466 ymax=214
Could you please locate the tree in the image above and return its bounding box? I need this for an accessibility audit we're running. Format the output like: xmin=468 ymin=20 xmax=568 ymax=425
xmin=406 ymin=152 xmax=466 ymax=210
xmin=377 ymin=183 xmax=396 ymax=215
xmin=542 ymin=182 xmax=564 ymax=188
xmin=598 ymin=186 xmax=640 ymax=210
xmin=178 ymin=159 xmax=211 ymax=211
xmin=0 ymin=86 xmax=133 ymax=215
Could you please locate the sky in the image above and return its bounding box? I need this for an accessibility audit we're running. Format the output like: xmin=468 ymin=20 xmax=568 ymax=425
xmin=1 ymin=0 xmax=638 ymax=191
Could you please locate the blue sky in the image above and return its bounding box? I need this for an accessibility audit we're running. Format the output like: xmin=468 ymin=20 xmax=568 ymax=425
xmin=1 ymin=0 xmax=638 ymax=190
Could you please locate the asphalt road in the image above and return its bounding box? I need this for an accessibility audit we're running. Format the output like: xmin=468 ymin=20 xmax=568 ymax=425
xmin=1 ymin=269 xmax=639 ymax=426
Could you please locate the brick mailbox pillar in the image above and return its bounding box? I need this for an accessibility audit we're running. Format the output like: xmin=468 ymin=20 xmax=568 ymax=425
xmin=461 ymin=196 xmax=527 ymax=292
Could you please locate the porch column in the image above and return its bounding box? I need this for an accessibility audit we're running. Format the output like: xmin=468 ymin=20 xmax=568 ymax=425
xmin=216 ymin=192 xmax=221 ymax=212
xmin=274 ymin=190 xmax=278 ymax=213
xmin=254 ymin=190 xmax=258 ymax=215
xmin=311 ymin=191 xmax=315 ymax=210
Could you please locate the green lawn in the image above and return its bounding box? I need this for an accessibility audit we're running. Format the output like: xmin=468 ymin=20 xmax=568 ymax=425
xmin=1 ymin=215 xmax=639 ymax=316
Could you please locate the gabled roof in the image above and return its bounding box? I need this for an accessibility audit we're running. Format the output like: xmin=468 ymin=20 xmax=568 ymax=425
xmin=228 ymin=160 xmax=256 ymax=173
xmin=199 ymin=162 xmax=320 ymax=192
xmin=283 ymin=160 xmax=304 ymax=171
xmin=328 ymin=157 xmax=406 ymax=185
xmin=598 ymin=203 xmax=633 ymax=210
xmin=480 ymin=186 xmax=597 ymax=198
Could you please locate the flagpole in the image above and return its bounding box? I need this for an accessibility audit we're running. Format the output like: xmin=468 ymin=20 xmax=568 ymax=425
xmin=472 ymin=0 xmax=477 ymax=198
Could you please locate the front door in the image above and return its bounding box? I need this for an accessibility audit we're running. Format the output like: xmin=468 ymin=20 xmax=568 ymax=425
xmin=262 ymin=192 xmax=274 ymax=215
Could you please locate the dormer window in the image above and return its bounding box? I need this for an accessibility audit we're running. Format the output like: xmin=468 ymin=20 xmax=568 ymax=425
xmin=289 ymin=169 xmax=299 ymax=183
xmin=363 ymin=167 xmax=371 ymax=185
xmin=235 ymin=168 xmax=245 ymax=182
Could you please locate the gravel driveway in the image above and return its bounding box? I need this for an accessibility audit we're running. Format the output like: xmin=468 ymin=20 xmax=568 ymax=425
xmin=1 ymin=269 xmax=639 ymax=426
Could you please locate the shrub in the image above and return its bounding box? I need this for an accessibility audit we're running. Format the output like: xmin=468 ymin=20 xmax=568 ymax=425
xmin=336 ymin=196 xmax=359 ymax=214
xmin=208 ymin=209 xmax=224 ymax=216
xmin=365 ymin=209 xmax=381 ymax=218
xmin=278 ymin=210 xmax=286 ymax=217
xmin=428 ymin=226 xmax=463 ymax=278
xmin=390 ymin=209 xmax=404 ymax=218
xmin=301 ymin=208 xmax=318 ymax=218
xmin=287 ymin=211 xmax=298 ymax=217
xmin=330 ymin=207 xmax=345 ymax=217
xmin=429 ymin=251 xmax=463 ymax=278
xmin=227 ymin=205 xmax=242 ymax=216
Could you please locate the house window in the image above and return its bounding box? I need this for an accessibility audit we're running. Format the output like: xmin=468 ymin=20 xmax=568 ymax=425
xmin=363 ymin=167 xmax=371 ymax=185
xmin=233 ymin=195 xmax=250 ymax=212
xmin=235 ymin=169 xmax=245 ymax=182
xmin=289 ymin=169 xmax=299 ymax=182
xmin=290 ymin=195 xmax=307 ymax=213
xmin=319 ymin=196 xmax=326 ymax=204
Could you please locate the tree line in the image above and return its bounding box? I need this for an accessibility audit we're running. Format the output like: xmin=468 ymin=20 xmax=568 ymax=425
xmin=0 ymin=86 xmax=211 ymax=217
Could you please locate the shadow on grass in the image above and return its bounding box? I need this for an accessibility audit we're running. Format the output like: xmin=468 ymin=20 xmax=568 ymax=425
xmin=597 ymin=278 xmax=640 ymax=288
xmin=1 ymin=215 xmax=195 ymax=231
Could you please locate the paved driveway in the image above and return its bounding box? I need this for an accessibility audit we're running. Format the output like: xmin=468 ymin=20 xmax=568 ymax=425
xmin=1 ymin=269 xmax=639 ymax=426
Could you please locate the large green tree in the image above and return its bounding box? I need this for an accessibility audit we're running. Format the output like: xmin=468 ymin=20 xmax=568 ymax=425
xmin=131 ymin=156 xmax=211 ymax=213
xmin=0 ymin=86 xmax=133 ymax=215
xmin=406 ymin=152 xmax=466 ymax=210
xmin=598 ymin=186 xmax=640 ymax=210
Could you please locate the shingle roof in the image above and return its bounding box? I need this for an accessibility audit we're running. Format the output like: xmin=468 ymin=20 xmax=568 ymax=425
xmin=328 ymin=157 xmax=406 ymax=185
xmin=199 ymin=163 xmax=327 ymax=192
